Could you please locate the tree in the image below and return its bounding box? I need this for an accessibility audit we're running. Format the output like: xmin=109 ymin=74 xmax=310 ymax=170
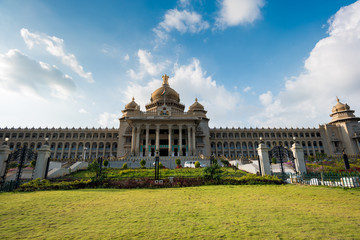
xmin=88 ymin=158 xmax=106 ymax=183
xmin=203 ymin=162 xmax=223 ymax=183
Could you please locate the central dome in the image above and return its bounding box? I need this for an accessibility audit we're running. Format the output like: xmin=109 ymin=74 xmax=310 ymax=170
xmin=150 ymin=74 xmax=180 ymax=103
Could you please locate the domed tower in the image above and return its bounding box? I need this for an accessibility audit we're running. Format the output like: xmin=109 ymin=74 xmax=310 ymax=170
xmin=329 ymin=97 xmax=360 ymax=124
xmin=321 ymin=97 xmax=360 ymax=155
xmin=122 ymin=97 xmax=140 ymax=116
xmin=145 ymin=74 xmax=185 ymax=113
xmin=188 ymin=98 xmax=207 ymax=116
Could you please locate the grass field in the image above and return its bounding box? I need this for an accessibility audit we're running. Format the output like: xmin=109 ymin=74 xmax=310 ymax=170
xmin=1 ymin=185 xmax=360 ymax=239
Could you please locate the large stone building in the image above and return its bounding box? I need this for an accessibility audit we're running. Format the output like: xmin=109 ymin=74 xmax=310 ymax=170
xmin=1 ymin=75 xmax=360 ymax=159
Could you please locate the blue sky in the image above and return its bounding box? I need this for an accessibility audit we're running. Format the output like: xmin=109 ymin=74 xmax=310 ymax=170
xmin=1 ymin=0 xmax=360 ymax=128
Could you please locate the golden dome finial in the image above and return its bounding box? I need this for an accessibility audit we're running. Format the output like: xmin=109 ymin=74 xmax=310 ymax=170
xmin=195 ymin=97 xmax=198 ymax=102
xmin=162 ymin=74 xmax=169 ymax=85
xmin=132 ymin=96 xmax=135 ymax=101
xmin=336 ymin=96 xmax=339 ymax=102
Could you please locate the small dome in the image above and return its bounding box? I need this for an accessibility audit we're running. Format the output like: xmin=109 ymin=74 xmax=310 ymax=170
xmin=150 ymin=74 xmax=180 ymax=103
xmin=189 ymin=98 xmax=205 ymax=111
xmin=332 ymin=97 xmax=350 ymax=113
xmin=125 ymin=97 xmax=139 ymax=110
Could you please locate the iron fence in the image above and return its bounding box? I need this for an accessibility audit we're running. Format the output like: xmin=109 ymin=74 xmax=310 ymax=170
xmin=289 ymin=172 xmax=360 ymax=188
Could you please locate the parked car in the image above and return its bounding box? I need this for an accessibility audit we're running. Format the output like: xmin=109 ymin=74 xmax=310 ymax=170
xmin=184 ymin=161 xmax=206 ymax=168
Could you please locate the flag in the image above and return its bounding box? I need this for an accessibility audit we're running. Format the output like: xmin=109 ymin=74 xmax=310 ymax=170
xmin=161 ymin=89 xmax=166 ymax=96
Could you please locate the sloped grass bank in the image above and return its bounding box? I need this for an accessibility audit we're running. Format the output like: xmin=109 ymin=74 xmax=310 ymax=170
xmin=17 ymin=174 xmax=283 ymax=191
xmin=68 ymin=167 xmax=247 ymax=179
xmin=1 ymin=185 xmax=359 ymax=239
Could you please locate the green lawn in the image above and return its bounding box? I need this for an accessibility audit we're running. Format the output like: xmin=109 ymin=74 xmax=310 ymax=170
xmin=1 ymin=185 xmax=359 ymax=239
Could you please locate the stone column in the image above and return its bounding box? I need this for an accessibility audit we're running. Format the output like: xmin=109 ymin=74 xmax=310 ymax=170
xmin=145 ymin=125 xmax=149 ymax=157
xmin=156 ymin=124 xmax=160 ymax=152
xmin=0 ymin=144 xmax=11 ymax=182
xmin=257 ymin=142 xmax=271 ymax=176
xmin=131 ymin=126 xmax=135 ymax=155
xmin=179 ymin=125 xmax=182 ymax=156
xmin=33 ymin=144 xmax=51 ymax=179
xmin=168 ymin=124 xmax=172 ymax=156
xmin=135 ymin=125 xmax=141 ymax=156
xmin=291 ymin=142 xmax=307 ymax=174
xmin=192 ymin=125 xmax=196 ymax=156
xmin=187 ymin=125 xmax=191 ymax=156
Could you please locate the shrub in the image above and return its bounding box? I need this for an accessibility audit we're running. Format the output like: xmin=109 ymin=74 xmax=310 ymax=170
xmin=175 ymin=158 xmax=181 ymax=167
xmin=159 ymin=162 xmax=163 ymax=169
xmin=140 ymin=159 xmax=146 ymax=169
xmin=195 ymin=161 xmax=200 ymax=168
xmin=122 ymin=163 xmax=128 ymax=169
xmin=221 ymin=175 xmax=283 ymax=185
xmin=221 ymin=159 xmax=230 ymax=167
xmin=271 ymin=157 xmax=277 ymax=164
xmin=103 ymin=159 xmax=109 ymax=168
xmin=18 ymin=178 xmax=93 ymax=192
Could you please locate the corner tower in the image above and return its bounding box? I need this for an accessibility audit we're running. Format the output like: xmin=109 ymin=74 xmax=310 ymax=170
xmin=321 ymin=97 xmax=360 ymax=155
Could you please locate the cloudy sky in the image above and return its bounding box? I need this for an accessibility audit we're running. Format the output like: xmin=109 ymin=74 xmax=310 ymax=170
xmin=1 ymin=0 xmax=360 ymax=128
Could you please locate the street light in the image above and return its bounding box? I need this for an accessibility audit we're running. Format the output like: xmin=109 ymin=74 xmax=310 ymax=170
xmin=3 ymin=137 xmax=9 ymax=145
xmin=83 ymin=147 xmax=88 ymax=160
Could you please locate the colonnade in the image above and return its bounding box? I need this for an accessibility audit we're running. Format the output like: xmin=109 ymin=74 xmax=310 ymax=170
xmin=130 ymin=123 xmax=197 ymax=156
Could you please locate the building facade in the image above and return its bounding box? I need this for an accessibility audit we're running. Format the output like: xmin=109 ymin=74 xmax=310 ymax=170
xmin=1 ymin=75 xmax=360 ymax=159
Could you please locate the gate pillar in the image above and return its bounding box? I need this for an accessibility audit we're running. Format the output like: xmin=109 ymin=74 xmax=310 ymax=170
xmin=257 ymin=142 xmax=271 ymax=176
xmin=33 ymin=144 xmax=51 ymax=179
xmin=0 ymin=144 xmax=11 ymax=182
xmin=291 ymin=142 xmax=307 ymax=174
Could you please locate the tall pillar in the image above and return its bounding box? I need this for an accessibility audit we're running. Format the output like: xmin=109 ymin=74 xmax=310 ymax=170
xmin=131 ymin=126 xmax=135 ymax=155
xmin=168 ymin=124 xmax=172 ymax=156
xmin=33 ymin=144 xmax=51 ymax=179
xmin=257 ymin=142 xmax=271 ymax=176
xmin=135 ymin=125 xmax=141 ymax=156
xmin=0 ymin=144 xmax=11 ymax=183
xmin=156 ymin=124 xmax=160 ymax=152
xmin=179 ymin=125 xmax=182 ymax=156
xmin=145 ymin=125 xmax=149 ymax=157
xmin=192 ymin=125 xmax=196 ymax=156
xmin=291 ymin=142 xmax=307 ymax=174
xmin=187 ymin=125 xmax=191 ymax=156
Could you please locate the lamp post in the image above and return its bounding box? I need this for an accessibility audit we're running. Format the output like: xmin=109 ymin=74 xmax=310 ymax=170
xmin=210 ymin=154 xmax=215 ymax=166
xmin=154 ymin=150 xmax=159 ymax=180
xmin=3 ymin=137 xmax=9 ymax=145
xmin=83 ymin=147 xmax=88 ymax=160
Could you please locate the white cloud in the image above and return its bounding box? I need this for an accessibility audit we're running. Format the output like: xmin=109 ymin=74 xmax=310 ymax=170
xmin=253 ymin=1 xmax=360 ymax=127
xmin=215 ymin=0 xmax=265 ymax=29
xmin=124 ymin=54 xmax=130 ymax=61
xmin=127 ymin=49 xmax=170 ymax=80
xmin=97 ymin=112 xmax=119 ymax=127
xmin=178 ymin=0 xmax=190 ymax=8
xmin=79 ymin=108 xmax=89 ymax=114
xmin=243 ymin=86 xmax=251 ymax=92
xmin=20 ymin=28 xmax=94 ymax=83
xmin=259 ymin=91 xmax=272 ymax=106
xmin=154 ymin=9 xmax=209 ymax=43
xmin=0 ymin=49 xmax=76 ymax=100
